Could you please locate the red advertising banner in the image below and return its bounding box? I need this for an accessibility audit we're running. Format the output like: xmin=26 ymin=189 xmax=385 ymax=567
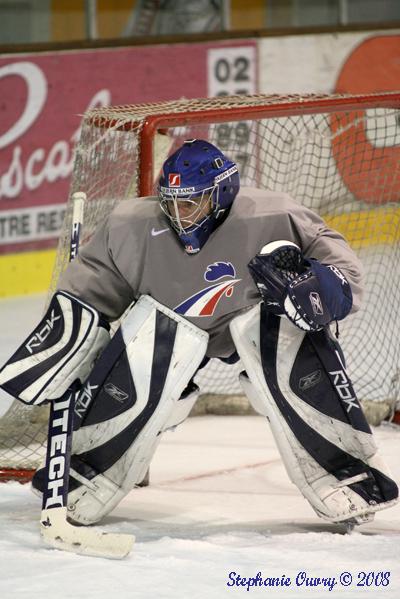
xmin=0 ymin=41 xmax=257 ymax=254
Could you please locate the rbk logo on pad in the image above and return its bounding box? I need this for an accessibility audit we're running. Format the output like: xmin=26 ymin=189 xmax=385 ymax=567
xmin=168 ymin=173 xmax=181 ymax=187
xmin=104 ymin=383 xmax=129 ymax=403
xmin=175 ymin=262 xmax=241 ymax=317
xmin=309 ymin=292 xmax=324 ymax=315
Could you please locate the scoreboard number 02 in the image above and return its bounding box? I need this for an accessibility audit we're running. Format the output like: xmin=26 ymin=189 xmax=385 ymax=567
xmin=207 ymin=46 xmax=257 ymax=179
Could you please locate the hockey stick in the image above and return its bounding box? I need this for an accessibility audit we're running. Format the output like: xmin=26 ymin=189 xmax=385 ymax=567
xmin=40 ymin=192 xmax=135 ymax=559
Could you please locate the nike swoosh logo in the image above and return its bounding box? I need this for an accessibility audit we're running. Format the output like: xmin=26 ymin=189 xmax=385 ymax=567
xmin=151 ymin=227 xmax=170 ymax=237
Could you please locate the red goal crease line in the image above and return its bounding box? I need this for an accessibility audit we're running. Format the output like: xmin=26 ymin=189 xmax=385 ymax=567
xmin=0 ymin=468 xmax=35 ymax=483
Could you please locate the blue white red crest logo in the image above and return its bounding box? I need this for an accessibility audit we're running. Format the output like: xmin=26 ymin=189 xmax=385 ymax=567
xmin=205 ymin=262 xmax=235 ymax=281
xmin=168 ymin=173 xmax=181 ymax=187
xmin=175 ymin=262 xmax=241 ymax=317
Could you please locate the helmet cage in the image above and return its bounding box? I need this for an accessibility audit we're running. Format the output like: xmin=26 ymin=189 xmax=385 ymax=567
xmin=159 ymin=184 xmax=219 ymax=234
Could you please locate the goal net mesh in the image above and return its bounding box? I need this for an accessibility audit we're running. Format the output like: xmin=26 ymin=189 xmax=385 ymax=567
xmin=1 ymin=93 xmax=399 ymax=476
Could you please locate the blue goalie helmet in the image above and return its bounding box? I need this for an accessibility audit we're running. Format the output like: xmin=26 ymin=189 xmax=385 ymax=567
xmin=158 ymin=139 xmax=240 ymax=253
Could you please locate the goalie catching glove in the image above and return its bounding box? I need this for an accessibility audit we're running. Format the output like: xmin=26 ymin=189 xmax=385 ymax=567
xmin=0 ymin=291 xmax=110 ymax=405
xmin=248 ymin=240 xmax=353 ymax=331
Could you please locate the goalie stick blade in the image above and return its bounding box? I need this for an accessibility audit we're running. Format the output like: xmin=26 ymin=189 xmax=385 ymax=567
xmin=40 ymin=507 xmax=135 ymax=559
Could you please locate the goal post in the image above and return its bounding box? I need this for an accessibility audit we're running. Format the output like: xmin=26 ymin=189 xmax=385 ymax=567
xmin=1 ymin=91 xmax=399 ymax=481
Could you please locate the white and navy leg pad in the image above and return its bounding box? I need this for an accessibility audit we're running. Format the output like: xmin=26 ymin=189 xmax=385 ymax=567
xmin=0 ymin=291 xmax=110 ymax=405
xmin=55 ymin=295 xmax=208 ymax=525
xmin=230 ymin=304 xmax=398 ymax=523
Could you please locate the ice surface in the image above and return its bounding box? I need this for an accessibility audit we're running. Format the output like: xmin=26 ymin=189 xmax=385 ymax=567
xmin=0 ymin=295 xmax=400 ymax=599
xmin=0 ymin=415 xmax=399 ymax=599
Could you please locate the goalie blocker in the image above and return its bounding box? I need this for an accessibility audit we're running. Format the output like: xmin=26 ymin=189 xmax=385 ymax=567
xmin=0 ymin=291 xmax=110 ymax=405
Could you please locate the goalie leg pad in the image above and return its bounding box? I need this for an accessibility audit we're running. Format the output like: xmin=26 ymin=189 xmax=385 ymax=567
xmin=45 ymin=295 xmax=208 ymax=525
xmin=160 ymin=381 xmax=200 ymax=432
xmin=230 ymin=304 xmax=398 ymax=523
xmin=0 ymin=291 xmax=110 ymax=405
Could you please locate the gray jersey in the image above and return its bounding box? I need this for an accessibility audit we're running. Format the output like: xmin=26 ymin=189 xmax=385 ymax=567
xmin=59 ymin=187 xmax=363 ymax=358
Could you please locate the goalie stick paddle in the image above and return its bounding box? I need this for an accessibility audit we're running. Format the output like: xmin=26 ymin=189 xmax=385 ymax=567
xmin=40 ymin=192 xmax=135 ymax=559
